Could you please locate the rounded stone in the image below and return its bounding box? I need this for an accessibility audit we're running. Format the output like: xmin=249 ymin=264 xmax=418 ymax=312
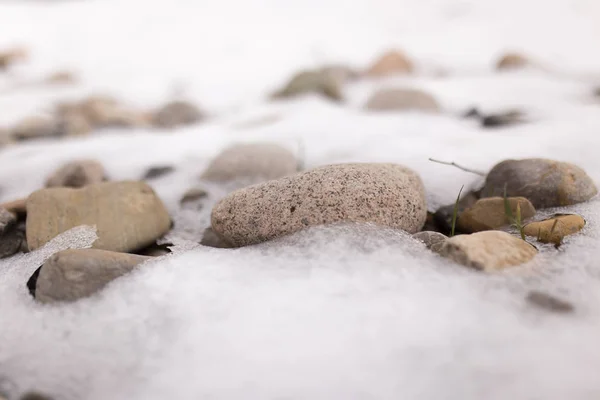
xmin=366 ymin=50 xmax=414 ymax=77
xmin=45 ymin=160 xmax=107 ymax=188
xmin=211 ymin=163 xmax=427 ymax=247
xmin=11 ymin=116 xmax=61 ymax=141
xmin=496 ymin=52 xmax=530 ymax=71
xmin=523 ymin=214 xmax=585 ymax=244
xmin=365 ymin=88 xmax=440 ymax=113
xmin=34 ymin=249 xmax=152 ymax=303
xmin=439 ymin=231 xmax=537 ymax=271
xmin=457 ymin=197 xmax=536 ymax=233
xmin=26 ymin=181 xmax=171 ymax=252
xmin=201 ymin=143 xmax=298 ymax=183
xmin=482 ymin=158 xmax=598 ymax=208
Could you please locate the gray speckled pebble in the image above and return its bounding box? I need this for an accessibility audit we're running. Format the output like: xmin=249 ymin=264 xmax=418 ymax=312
xmin=211 ymin=163 xmax=427 ymax=247
xmin=412 ymin=231 xmax=447 ymax=253
xmin=201 ymin=143 xmax=298 ymax=184
xmin=482 ymin=158 xmax=597 ymax=208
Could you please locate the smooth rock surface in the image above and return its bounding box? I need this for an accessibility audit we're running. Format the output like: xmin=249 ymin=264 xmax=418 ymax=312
xmin=457 ymin=197 xmax=536 ymax=233
xmin=201 ymin=143 xmax=298 ymax=183
xmin=482 ymin=158 xmax=597 ymax=208
xmin=45 ymin=160 xmax=107 ymax=188
xmin=26 ymin=181 xmax=171 ymax=252
xmin=365 ymin=50 xmax=413 ymax=77
xmin=365 ymin=88 xmax=440 ymax=112
xmin=11 ymin=116 xmax=61 ymax=141
xmin=523 ymin=214 xmax=585 ymax=244
xmin=211 ymin=163 xmax=427 ymax=247
xmin=180 ymin=187 xmax=208 ymax=205
xmin=412 ymin=231 xmax=447 ymax=253
xmin=34 ymin=249 xmax=151 ymax=303
xmin=439 ymin=231 xmax=537 ymax=271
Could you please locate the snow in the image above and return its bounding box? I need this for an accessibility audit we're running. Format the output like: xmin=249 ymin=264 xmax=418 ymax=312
xmin=1 ymin=0 xmax=600 ymax=399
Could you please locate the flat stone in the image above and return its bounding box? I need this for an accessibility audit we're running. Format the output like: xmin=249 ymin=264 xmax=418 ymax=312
xmin=526 ymin=290 xmax=574 ymax=313
xmin=457 ymin=197 xmax=536 ymax=233
xmin=27 ymin=181 xmax=171 ymax=252
xmin=20 ymin=392 xmax=54 ymax=400
xmin=412 ymin=231 xmax=447 ymax=253
xmin=365 ymin=88 xmax=440 ymax=113
xmin=523 ymin=214 xmax=585 ymax=244
xmin=211 ymin=163 xmax=427 ymax=247
xmin=33 ymin=249 xmax=151 ymax=303
xmin=11 ymin=116 xmax=61 ymax=141
xmin=365 ymin=50 xmax=414 ymax=77
xmin=142 ymin=165 xmax=175 ymax=180
xmin=439 ymin=231 xmax=537 ymax=271
xmin=481 ymin=110 xmax=526 ymax=128
xmin=272 ymin=70 xmax=343 ymax=102
xmin=180 ymin=187 xmax=208 ymax=205
xmin=152 ymin=100 xmax=203 ymax=128
xmin=482 ymin=158 xmax=597 ymax=208
xmin=45 ymin=160 xmax=107 ymax=188
xmin=201 ymin=143 xmax=298 ymax=183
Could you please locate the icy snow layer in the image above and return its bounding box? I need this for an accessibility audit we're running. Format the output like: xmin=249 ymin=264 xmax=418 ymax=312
xmin=2 ymin=0 xmax=600 ymax=399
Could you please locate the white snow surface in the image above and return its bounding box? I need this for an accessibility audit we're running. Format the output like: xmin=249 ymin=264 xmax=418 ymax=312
xmin=2 ymin=0 xmax=600 ymax=399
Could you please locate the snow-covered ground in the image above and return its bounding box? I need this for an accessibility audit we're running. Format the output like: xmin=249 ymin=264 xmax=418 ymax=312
xmin=1 ymin=0 xmax=600 ymax=399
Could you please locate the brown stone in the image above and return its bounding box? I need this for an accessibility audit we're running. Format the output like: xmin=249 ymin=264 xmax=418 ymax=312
xmin=523 ymin=214 xmax=585 ymax=244
xmin=412 ymin=231 xmax=447 ymax=253
xmin=496 ymin=52 xmax=530 ymax=71
xmin=0 ymin=197 xmax=27 ymax=216
xmin=180 ymin=187 xmax=208 ymax=205
xmin=11 ymin=116 xmax=61 ymax=141
xmin=211 ymin=163 xmax=427 ymax=247
xmin=45 ymin=70 xmax=77 ymax=84
xmin=366 ymin=50 xmax=413 ymax=77
xmin=439 ymin=231 xmax=537 ymax=271
xmin=26 ymin=181 xmax=171 ymax=252
xmin=526 ymin=290 xmax=574 ymax=313
xmin=45 ymin=160 xmax=107 ymax=188
xmin=0 ymin=47 xmax=28 ymax=70
xmin=457 ymin=197 xmax=536 ymax=233
xmin=200 ymin=227 xmax=233 ymax=248
xmin=34 ymin=249 xmax=152 ymax=303
xmin=365 ymin=88 xmax=440 ymax=113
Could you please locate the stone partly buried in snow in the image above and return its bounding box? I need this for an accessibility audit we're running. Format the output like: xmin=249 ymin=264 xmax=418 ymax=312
xmin=523 ymin=214 xmax=585 ymax=244
xmin=457 ymin=196 xmax=536 ymax=233
xmin=45 ymin=159 xmax=107 ymax=188
xmin=439 ymin=231 xmax=537 ymax=271
xmin=26 ymin=181 xmax=171 ymax=252
xmin=365 ymin=88 xmax=440 ymax=113
xmin=495 ymin=52 xmax=531 ymax=71
xmin=152 ymin=100 xmax=203 ymax=129
xmin=211 ymin=163 xmax=427 ymax=247
xmin=11 ymin=115 xmax=61 ymax=141
xmin=365 ymin=50 xmax=414 ymax=77
xmin=271 ymin=69 xmax=343 ymax=102
xmin=201 ymin=143 xmax=298 ymax=183
xmin=412 ymin=231 xmax=447 ymax=253
xmin=482 ymin=158 xmax=597 ymax=208
xmin=0 ymin=208 xmax=25 ymax=258
xmin=31 ymin=249 xmax=152 ymax=303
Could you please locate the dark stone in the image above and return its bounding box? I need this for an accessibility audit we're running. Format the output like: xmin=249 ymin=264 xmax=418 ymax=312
xmin=135 ymin=242 xmax=172 ymax=257
xmin=481 ymin=110 xmax=525 ymax=128
xmin=20 ymin=392 xmax=54 ymax=400
xmin=180 ymin=187 xmax=208 ymax=206
xmin=526 ymin=290 xmax=574 ymax=313
xmin=142 ymin=165 xmax=175 ymax=180
xmin=462 ymin=107 xmax=481 ymax=119
xmin=0 ymin=222 xmax=25 ymax=258
xmin=27 ymin=266 xmax=42 ymax=297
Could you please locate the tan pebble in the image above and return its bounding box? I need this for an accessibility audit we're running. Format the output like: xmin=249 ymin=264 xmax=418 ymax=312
xmin=523 ymin=214 xmax=585 ymax=244
xmin=457 ymin=197 xmax=535 ymax=233
xmin=365 ymin=88 xmax=440 ymax=113
xmin=439 ymin=231 xmax=537 ymax=271
xmin=496 ymin=52 xmax=530 ymax=71
xmin=366 ymin=50 xmax=414 ymax=77
xmin=45 ymin=160 xmax=107 ymax=188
